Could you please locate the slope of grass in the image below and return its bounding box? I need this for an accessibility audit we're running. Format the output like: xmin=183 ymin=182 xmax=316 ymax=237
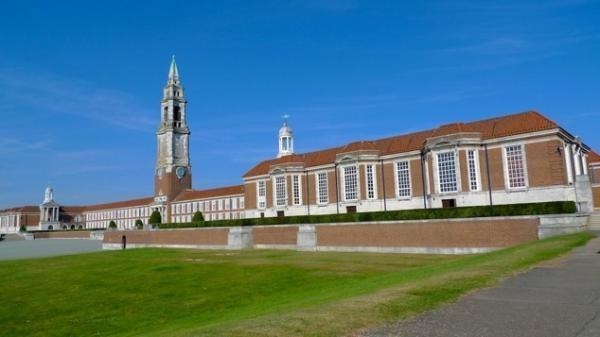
xmin=0 ymin=232 xmax=593 ymax=337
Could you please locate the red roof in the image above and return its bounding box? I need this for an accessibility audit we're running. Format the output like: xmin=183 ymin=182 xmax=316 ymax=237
xmin=244 ymin=111 xmax=560 ymax=177
xmin=588 ymin=151 xmax=600 ymax=164
xmin=84 ymin=196 xmax=154 ymax=212
xmin=0 ymin=205 xmax=38 ymax=213
xmin=173 ymin=185 xmax=244 ymax=202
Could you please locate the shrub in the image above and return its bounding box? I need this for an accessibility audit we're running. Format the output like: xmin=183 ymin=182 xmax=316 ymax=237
xmin=157 ymin=201 xmax=576 ymax=229
xmin=108 ymin=221 xmax=117 ymax=230
xmin=192 ymin=211 xmax=204 ymax=222
xmin=149 ymin=210 xmax=162 ymax=225
xmin=19 ymin=225 xmax=27 ymax=232
xmin=135 ymin=219 xmax=144 ymax=230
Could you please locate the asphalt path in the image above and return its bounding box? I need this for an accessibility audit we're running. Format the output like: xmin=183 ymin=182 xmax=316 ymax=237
xmin=358 ymin=233 xmax=600 ymax=337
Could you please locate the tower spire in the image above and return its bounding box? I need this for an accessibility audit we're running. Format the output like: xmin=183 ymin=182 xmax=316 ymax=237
xmin=168 ymin=55 xmax=179 ymax=83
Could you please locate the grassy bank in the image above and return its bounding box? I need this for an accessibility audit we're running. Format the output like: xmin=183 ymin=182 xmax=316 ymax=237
xmin=0 ymin=232 xmax=593 ymax=337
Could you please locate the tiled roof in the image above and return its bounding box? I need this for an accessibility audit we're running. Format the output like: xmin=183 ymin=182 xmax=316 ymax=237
xmin=61 ymin=206 xmax=87 ymax=214
xmin=0 ymin=205 xmax=38 ymax=213
xmin=588 ymin=151 xmax=600 ymax=164
xmin=84 ymin=196 xmax=154 ymax=212
xmin=173 ymin=185 xmax=245 ymax=202
xmin=244 ymin=111 xmax=560 ymax=177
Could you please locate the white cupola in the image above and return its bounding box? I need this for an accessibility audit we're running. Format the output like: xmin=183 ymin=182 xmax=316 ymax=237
xmin=44 ymin=186 xmax=54 ymax=203
xmin=278 ymin=118 xmax=294 ymax=158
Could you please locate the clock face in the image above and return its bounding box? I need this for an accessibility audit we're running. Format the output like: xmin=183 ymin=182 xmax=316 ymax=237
xmin=176 ymin=167 xmax=186 ymax=178
xmin=156 ymin=168 xmax=164 ymax=178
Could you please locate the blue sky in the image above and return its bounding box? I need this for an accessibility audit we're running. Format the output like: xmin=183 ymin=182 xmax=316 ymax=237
xmin=1 ymin=0 xmax=599 ymax=208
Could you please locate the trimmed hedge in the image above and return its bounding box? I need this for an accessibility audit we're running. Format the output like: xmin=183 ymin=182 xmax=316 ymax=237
xmin=159 ymin=201 xmax=577 ymax=229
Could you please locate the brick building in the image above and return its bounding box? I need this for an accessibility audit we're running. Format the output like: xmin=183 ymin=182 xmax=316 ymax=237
xmin=1 ymin=59 xmax=598 ymax=234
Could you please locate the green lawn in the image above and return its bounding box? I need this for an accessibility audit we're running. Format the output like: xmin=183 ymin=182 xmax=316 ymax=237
xmin=0 ymin=232 xmax=594 ymax=337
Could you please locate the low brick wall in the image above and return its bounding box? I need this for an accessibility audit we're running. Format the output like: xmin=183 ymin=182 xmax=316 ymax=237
xmin=102 ymin=216 xmax=550 ymax=254
xmin=33 ymin=231 xmax=91 ymax=239
xmin=103 ymin=228 xmax=229 ymax=249
xmin=317 ymin=218 xmax=538 ymax=249
xmin=253 ymin=225 xmax=298 ymax=249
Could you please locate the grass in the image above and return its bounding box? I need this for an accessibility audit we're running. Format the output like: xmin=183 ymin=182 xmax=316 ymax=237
xmin=0 ymin=232 xmax=594 ymax=337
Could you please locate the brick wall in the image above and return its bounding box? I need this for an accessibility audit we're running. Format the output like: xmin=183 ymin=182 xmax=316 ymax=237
xmin=33 ymin=231 xmax=91 ymax=239
xmin=103 ymin=217 xmax=540 ymax=252
xmin=244 ymin=182 xmax=257 ymax=209
xmin=253 ymin=226 xmax=298 ymax=246
xmin=526 ymin=140 xmax=566 ymax=187
xmin=315 ymin=218 xmax=538 ymax=248
xmin=410 ymin=159 xmax=424 ymax=197
xmin=104 ymin=228 xmax=228 ymax=246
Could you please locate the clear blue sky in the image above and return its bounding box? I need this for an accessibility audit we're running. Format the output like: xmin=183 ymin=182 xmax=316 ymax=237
xmin=1 ymin=0 xmax=599 ymax=208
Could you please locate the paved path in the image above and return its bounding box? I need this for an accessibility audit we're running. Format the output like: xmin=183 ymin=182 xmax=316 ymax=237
xmin=359 ymin=233 xmax=600 ymax=337
xmin=0 ymin=239 xmax=103 ymax=261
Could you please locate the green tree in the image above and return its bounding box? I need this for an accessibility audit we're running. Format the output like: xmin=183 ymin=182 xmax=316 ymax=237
xmin=135 ymin=219 xmax=144 ymax=230
xmin=149 ymin=210 xmax=162 ymax=225
xmin=192 ymin=211 xmax=204 ymax=222
xmin=108 ymin=221 xmax=117 ymax=230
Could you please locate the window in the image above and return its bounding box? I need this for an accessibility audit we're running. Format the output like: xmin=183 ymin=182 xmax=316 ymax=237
xmin=467 ymin=150 xmax=480 ymax=191
xmin=257 ymin=180 xmax=266 ymax=209
xmin=395 ymin=161 xmax=411 ymax=198
xmin=437 ymin=151 xmax=458 ymax=193
xmin=365 ymin=164 xmax=376 ymax=199
xmin=275 ymin=176 xmax=287 ymax=207
xmin=343 ymin=166 xmax=358 ymax=201
xmin=239 ymin=198 xmax=244 ymax=209
xmin=317 ymin=172 xmax=328 ymax=204
xmin=505 ymin=145 xmax=527 ymax=189
xmin=292 ymin=175 xmax=301 ymax=205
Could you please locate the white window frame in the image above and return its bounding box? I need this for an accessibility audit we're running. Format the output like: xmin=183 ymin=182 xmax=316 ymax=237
xmin=502 ymin=143 xmax=529 ymax=190
xmin=292 ymin=175 xmax=302 ymax=206
xmin=316 ymin=171 xmax=329 ymax=205
xmin=466 ymin=149 xmax=481 ymax=191
xmin=257 ymin=180 xmax=266 ymax=209
xmin=394 ymin=160 xmax=412 ymax=199
xmin=364 ymin=164 xmax=377 ymax=200
xmin=435 ymin=150 xmax=460 ymax=194
xmin=341 ymin=165 xmax=359 ymax=201
xmin=273 ymin=175 xmax=287 ymax=207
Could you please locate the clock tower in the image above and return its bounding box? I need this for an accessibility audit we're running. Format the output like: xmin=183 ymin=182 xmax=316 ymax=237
xmin=154 ymin=56 xmax=192 ymax=203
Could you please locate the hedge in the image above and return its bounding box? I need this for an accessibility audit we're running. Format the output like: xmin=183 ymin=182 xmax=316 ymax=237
xmin=158 ymin=201 xmax=577 ymax=229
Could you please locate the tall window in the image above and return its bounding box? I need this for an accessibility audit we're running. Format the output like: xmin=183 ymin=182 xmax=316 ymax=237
xmin=396 ymin=161 xmax=411 ymax=198
xmin=317 ymin=172 xmax=328 ymax=204
xmin=292 ymin=175 xmax=301 ymax=205
xmin=467 ymin=150 xmax=480 ymax=191
xmin=505 ymin=145 xmax=527 ymax=189
xmin=437 ymin=151 xmax=458 ymax=193
xmin=343 ymin=166 xmax=358 ymax=201
xmin=257 ymin=180 xmax=266 ymax=209
xmin=275 ymin=176 xmax=287 ymax=207
xmin=365 ymin=164 xmax=376 ymax=199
